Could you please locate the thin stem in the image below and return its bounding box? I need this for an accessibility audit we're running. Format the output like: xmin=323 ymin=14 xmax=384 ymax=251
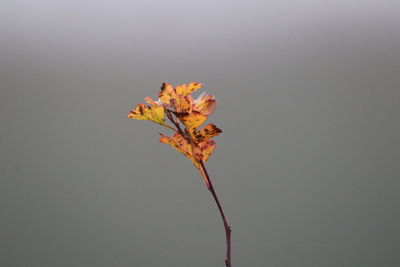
xmin=199 ymin=160 xmax=232 ymax=267
xmin=164 ymin=109 xmax=231 ymax=265
xmin=166 ymin=110 xmax=185 ymax=135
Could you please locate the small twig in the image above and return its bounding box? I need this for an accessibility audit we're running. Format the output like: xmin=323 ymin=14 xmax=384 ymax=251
xmin=199 ymin=160 xmax=232 ymax=267
xmin=166 ymin=109 xmax=231 ymax=266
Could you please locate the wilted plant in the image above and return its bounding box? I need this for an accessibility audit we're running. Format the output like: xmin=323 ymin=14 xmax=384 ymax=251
xmin=128 ymin=82 xmax=232 ymax=266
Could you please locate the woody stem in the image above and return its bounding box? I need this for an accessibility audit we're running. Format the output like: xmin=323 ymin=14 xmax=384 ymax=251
xmin=166 ymin=110 xmax=231 ymax=265
xmin=199 ymin=160 xmax=232 ymax=267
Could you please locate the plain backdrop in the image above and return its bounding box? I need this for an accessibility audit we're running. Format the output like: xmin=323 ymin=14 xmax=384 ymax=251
xmin=1 ymin=1 xmax=400 ymax=266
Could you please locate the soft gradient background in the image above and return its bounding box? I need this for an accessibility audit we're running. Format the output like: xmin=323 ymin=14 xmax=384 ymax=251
xmin=1 ymin=1 xmax=400 ymax=266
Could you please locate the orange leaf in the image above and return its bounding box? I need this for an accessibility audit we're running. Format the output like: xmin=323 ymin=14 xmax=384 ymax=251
xmin=194 ymin=123 xmax=222 ymax=142
xmin=171 ymin=94 xmax=192 ymax=114
xmin=199 ymin=139 xmax=216 ymax=163
xmin=175 ymin=82 xmax=203 ymax=96
xmin=159 ymin=133 xmax=199 ymax=167
xmin=178 ymin=111 xmax=207 ymax=132
xmin=159 ymin=83 xmax=178 ymax=105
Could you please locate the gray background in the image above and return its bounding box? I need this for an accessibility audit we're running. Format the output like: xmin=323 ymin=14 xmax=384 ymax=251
xmin=1 ymin=0 xmax=400 ymax=266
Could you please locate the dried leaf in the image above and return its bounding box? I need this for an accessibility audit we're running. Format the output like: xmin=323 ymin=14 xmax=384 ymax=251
xmin=193 ymin=94 xmax=217 ymax=116
xmin=171 ymin=94 xmax=192 ymax=114
xmin=199 ymin=139 xmax=216 ymax=162
xmin=160 ymin=133 xmax=199 ymax=167
xmin=128 ymin=103 xmax=166 ymax=125
xmin=159 ymin=83 xmax=178 ymax=105
xmin=178 ymin=111 xmax=207 ymax=131
xmin=128 ymin=82 xmax=222 ymax=187
xmin=194 ymin=123 xmax=222 ymax=142
xmin=175 ymin=82 xmax=203 ymax=96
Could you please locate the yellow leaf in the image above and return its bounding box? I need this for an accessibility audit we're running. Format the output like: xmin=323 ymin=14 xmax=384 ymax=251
xmin=171 ymin=94 xmax=192 ymax=114
xmin=127 ymin=104 xmax=146 ymax=120
xmin=159 ymin=83 xmax=178 ymax=105
xmin=193 ymin=123 xmax=222 ymax=142
xmin=175 ymin=82 xmax=203 ymax=96
xmin=178 ymin=111 xmax=207 ymax=132
xmin=127 ymin=103 xmax=166 ymax=125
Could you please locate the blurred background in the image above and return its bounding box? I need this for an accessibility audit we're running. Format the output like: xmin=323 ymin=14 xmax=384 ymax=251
xmin=1 ymin=0 xmax=399 ymax=266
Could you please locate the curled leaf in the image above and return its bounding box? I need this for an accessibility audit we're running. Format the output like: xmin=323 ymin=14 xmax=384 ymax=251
xmin=193 ymin=94 xmax=217 ymax=116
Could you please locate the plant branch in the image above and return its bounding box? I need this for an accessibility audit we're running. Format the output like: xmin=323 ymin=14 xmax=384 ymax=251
xmin=199 ymin=160 xmax=232 ymax=267
xmin=166 ymin=110 xmax=185 ymax=135
xmin=165 ymin=109 xmax=231 ymax=266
